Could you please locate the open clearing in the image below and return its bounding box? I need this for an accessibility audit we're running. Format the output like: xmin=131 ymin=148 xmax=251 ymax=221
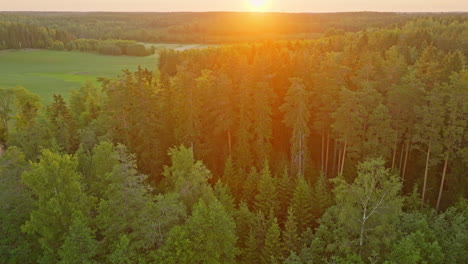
xmin=0 ymin=44 xmax=211 ymax=103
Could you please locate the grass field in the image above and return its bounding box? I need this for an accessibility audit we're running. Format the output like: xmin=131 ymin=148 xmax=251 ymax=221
xmin=0 ymin=45 xmax=210 ymax=103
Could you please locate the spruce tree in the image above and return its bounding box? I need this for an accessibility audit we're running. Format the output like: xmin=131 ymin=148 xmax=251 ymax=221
xmin=283 ymin=207 xmax=300 ymax=255
xmin=255 ymin=162 xmax=279 ymax=216
xmin=262 ymin=217 xmax=283 ymax=264
xmin=291 ymin=178 xmax=314 ymax=233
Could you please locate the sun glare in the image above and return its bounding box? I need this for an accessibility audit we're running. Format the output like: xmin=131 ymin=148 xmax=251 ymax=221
xmin=249 ymin=0 xmax=267 ymax=12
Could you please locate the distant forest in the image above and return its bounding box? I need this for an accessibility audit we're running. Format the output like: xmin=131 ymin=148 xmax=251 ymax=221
xmin=0 ymin=12 xmax=467 ymax=264
xmin=1 ymin=12 xmax=467 ymax=45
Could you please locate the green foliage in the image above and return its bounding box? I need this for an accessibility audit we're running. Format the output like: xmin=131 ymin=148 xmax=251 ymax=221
xmin=69 ymin=81 xmax=101 ymax=129
xmin=0 ymin=147 xmax=39 ymax=263
xmin=1 ymin=13 xmax=468 ymax=264
xmin=431 ymin=206 xmax=468 ymax=263
xmin=385 ymin=211 xmax=444 ymax=264
xmin=99 ymin=44 xmax=123 ymax=56
xmin=47 ymin=94 xmax=78 ymax=153
xmin=107 ymin=235 xmax=135 ymax=264
xmin=313 ymin=172 xmax=333 ymax=217
xmin=156 ymin=199 xmax=239 ymax=264
xmin=283 ymin=207 xmax=300 ymax=255
xmin=329 ymin=158 xmax=403 ymax=259
xmin=96 ymin=145 xmax=158 ymax=256
xmin=263 ymin=217 xmax=282 ymax=263
xmin=21 ymin=149 xmax=90 ymax=263
xmin=255 ymin=163 xmax=279 ymax=216
xmin=87 ymin=141 xmax=119 ymax=199
xmin=280 ymin=78 xmax=311 ymax=177
xmin=58 ymin=212 xmax=98 ymax=264
xmin=291 ymin=178 xmax=314 ymax=233
xmin=13 ymin=86 xmax=42 ymax=131
xmin=153 ymin=193 xmax=187 ymax=247
xmin=162 ymin=145 xmax=212 ymax=210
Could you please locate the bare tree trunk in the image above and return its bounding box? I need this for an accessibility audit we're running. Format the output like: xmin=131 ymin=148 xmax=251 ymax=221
xmin=399 ymin=143 xmax=404 ymax=173
xmin=402 ymin=140 xmax=410 ymax=181
xmin=227 ymin=130 xmax=232 ymax=157
xmin=337 ymin=144 xmax=342 ymax=176
xmin=340 ymin=140 xmax=347 ymax=175
xmin=436 ymin=153 xmax=449 ymax=212
xmin=421 ymin=145 xmax=431 ymax=208
xmin=332 ymin=139 xmax=338 ymax=177
xmin=321 ymin=133 xmax=325 ymax=172
xmin=325 ymin=133 xmax=330 ymax=177
xmin=391 ymin=133 xmax=398 ymax=170
xmin=359 ymin=206 xmax=367 ymax=254
xmin=299 ymin=133 xmax=304 ymax=178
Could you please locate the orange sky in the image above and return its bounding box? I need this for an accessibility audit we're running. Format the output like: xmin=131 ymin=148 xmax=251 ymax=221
xmin=2 ymin=0 xmax=467 ymax=12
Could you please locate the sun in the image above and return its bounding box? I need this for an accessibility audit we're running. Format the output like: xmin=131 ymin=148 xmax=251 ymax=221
xmin=249 ymin=0 xmax=268 ymax=12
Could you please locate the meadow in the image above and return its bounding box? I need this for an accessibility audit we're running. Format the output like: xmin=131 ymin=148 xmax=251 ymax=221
xmin=0 ymin=44 xmax=208 ymax=103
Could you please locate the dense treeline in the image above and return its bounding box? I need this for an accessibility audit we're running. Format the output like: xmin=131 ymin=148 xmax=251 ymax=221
xmin=0 ymin=21 xmax=154 ymax=56
xmin=0 ymin=15 xmax=467 ymax=263
xmin=1 ymin=11 xmax=466 ymax=43
xmin=0 ymin=20 xmax=75 ymax=49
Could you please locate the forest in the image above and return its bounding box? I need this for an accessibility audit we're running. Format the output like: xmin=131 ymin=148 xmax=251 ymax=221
xmin=0 ymin=12 xmax=467 ymax=264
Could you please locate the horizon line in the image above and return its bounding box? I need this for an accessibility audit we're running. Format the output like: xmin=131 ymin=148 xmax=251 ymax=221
xmin=1 ymin=10 xmax=467 ymax=14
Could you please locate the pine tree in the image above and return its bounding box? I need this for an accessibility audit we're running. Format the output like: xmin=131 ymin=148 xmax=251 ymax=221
xmin=251 ymin=81 xmax=274 ymax=166
xmin=436 ymin=72 xmax=467 ymax=211
xmin=414 ymin=84 xmax=445 ymax=207
xmin=280 ymin=78 xmax=311 ymax=178
xmin=363 ymin=103 xmax=395 ymax=159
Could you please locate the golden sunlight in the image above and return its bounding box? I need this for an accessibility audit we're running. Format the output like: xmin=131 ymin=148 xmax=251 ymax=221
xmin=248 ymin=0 xmax=267 ymax=12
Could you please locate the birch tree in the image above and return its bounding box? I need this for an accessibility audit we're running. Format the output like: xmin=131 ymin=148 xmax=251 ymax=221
xmin=333 ymin=158 xmax=402 ymax=258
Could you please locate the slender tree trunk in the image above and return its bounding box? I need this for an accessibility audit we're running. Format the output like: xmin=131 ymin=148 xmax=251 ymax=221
xmin=340 ymin=140 xmax=347 ymax=175
xmin=359 ymin=205 xmax=367 ymax=256
xmin=399 ymin=143 xmax=404 ymax=173
xmin=227 ymin=130 xmax=232 ymax=157
xmin=325 ymin=133 xmax=330 ymax=177
xmin=436 ymin=153 xmax=449 ymax=212
xmin=321 ymin=133 xmax=325 ymax=172
xmin=337 ymin=145 xmax=342 ymax=176
xmin=391 ymin=133 xmax=398 ymax=170
xmin=402 ymin=140 xmax=410 ymax=181
xmin=332 ymin=139 xmax=338 ymax=177
xmin=421 ymin=145 xmax=431 ymax=208
xmin=299 ymin=133 xmax=304 ymax=178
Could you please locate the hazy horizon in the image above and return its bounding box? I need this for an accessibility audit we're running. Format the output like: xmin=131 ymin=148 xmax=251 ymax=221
xmin=2 ymin=0 xmax=467 ymax=13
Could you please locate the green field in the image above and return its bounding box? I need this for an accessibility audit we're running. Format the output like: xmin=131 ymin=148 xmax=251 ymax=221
xmin=0 ymin=46 xmax=202 ymax=103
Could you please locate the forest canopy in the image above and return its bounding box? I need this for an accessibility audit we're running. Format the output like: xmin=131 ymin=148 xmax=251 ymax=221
xmin=0 ymin=12 xmax=467 ymax=264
